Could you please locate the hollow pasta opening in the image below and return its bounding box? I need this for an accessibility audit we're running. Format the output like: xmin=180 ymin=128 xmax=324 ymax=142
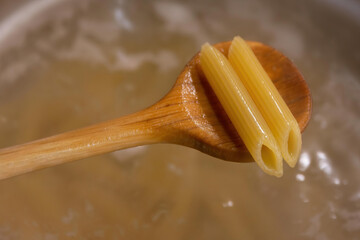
xmin=261 ymin=145 xmax=278 ymax=170
xmin=287 ymin=129 xmax=298 ymax=158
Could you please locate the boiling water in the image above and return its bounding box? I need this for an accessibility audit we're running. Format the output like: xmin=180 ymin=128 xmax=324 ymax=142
xmin=0 ymin=0 xmax=359 ymax=239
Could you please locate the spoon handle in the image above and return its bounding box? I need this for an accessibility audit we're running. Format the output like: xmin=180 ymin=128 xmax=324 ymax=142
xmin=0 ymin=108 xmax=165 ymax=180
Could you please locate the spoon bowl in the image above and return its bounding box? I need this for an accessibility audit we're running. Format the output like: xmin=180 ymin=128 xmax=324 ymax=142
xmin=0 ymin=41 xmax=311 ymax=180
xmin=165 ymin=41 xmax=311 ymax=162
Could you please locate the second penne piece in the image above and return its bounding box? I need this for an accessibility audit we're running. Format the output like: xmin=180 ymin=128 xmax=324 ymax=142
xmin=200 ymin=43 xmax=283 ymax=177
xmin=228 ymin=36 xmax=302 ymax=167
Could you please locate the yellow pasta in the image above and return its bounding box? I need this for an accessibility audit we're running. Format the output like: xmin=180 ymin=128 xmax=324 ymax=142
xmin=228 ymin=36 xmax=302 ymax=167
xmin=200 ymin=43 xmax=283 ymax=177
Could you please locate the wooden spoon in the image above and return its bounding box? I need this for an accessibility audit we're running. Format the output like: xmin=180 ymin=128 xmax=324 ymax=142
xmin=0 ymin=41 xmax=311 ymax=180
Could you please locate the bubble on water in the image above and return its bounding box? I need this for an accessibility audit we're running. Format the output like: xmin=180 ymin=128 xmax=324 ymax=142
xmin=316 ymin=151 xmax=332 ymax=176
xmin=222 ymin=200 xmax=234 ymax=208
xmin=298 ymin=152 xmax=311 ymax=171
xmin=296 ymin=174 xmax=305 ymax=182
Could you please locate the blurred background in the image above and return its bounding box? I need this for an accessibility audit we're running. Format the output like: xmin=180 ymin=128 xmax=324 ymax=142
xmin=0 ymin=0 xmax=359 ymax=239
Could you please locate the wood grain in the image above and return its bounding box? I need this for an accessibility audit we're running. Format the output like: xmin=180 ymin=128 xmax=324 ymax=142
xmin=0 ymin=41 xmax=312 ymax=180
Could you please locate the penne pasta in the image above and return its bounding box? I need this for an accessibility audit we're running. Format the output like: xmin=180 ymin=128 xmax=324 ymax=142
xmin=228 ymin=36 xmax=302 ymax=167
xmin=200 ymin=43 xmax=283 ymax=177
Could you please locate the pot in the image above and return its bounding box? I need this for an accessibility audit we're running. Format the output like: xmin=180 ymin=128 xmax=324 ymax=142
xmin=0 ymin=0 xmax=359 ymax=239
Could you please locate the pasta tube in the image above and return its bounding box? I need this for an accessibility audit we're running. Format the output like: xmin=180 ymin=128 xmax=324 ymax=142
xmin=200 ymin=43 xmax=283 ymax=177
xmin=228 ymin=36 xmax=302 ymax=167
